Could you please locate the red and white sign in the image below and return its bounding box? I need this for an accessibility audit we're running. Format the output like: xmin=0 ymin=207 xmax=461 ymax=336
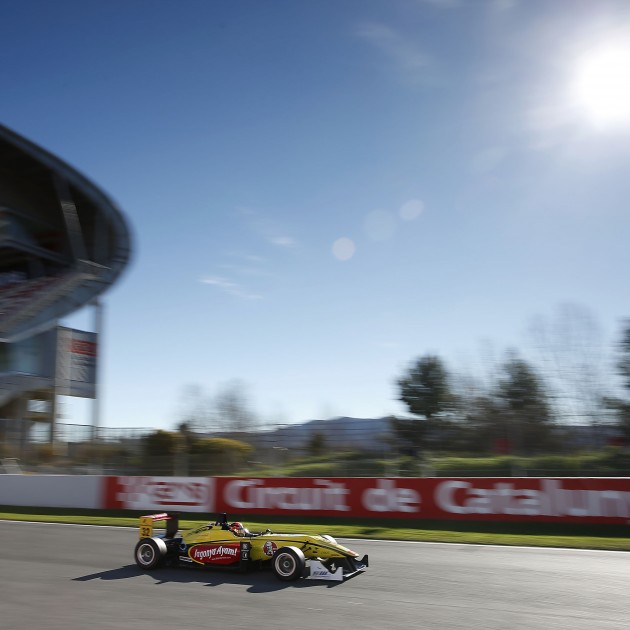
xmin=102 ymin=475 xmax=630 ymax=524
xmin=189 ymin=543 xmax=240 ymax=565
xmin=104 ymin=476 xmax=214 ymax=512
xmin=216 ymin=478 xmax=421 ymax=517
xmin=431 ymin=478 xmax=630 ymax=522
xmin=263 ymin=541 xmax=278 ymax=557
xmin=56 ymin=327 xmax=98 ymax=398
xmin=214 ymin=477 xmax=630 ymax=524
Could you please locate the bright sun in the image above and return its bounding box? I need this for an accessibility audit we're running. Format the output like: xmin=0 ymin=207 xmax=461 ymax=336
xmin=573 ymin=44 xmax=630 ymax=127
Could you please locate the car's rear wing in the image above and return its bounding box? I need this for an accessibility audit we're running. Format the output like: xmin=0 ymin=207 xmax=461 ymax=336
xmin=139 ymin=512 xmax=180 ymax=539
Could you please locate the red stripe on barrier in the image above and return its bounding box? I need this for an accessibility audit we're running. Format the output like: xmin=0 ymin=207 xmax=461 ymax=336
xmin=103 ymin=476 xmax=630 ymax=524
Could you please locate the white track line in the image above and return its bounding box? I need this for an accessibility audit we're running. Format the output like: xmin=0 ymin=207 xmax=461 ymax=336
xmin=0 ymin=518 xmax=626 ymax=554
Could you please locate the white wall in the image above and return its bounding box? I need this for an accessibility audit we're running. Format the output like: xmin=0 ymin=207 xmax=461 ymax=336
xmin=0 ymin=475 xmax=102 ymax=509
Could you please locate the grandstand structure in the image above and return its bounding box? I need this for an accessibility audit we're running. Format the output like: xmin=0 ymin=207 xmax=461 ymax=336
xmin=0 ymin=124 xmax=132 ymax=449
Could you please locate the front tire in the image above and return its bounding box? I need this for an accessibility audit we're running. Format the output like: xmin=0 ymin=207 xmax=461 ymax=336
xmin=134 ymin=537 xmax=167 ymax=570
xmin=272 ymin=546 xmax=306 ymax=581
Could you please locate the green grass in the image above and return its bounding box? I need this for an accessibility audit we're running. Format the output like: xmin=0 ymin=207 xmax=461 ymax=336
xmin=234 ymin=448 xmax=630 ymax=478
xmin=2 ymin=506 xmax=630 ymax=551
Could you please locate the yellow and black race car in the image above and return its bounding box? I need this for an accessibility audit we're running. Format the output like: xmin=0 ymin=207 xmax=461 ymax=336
xmin=134 ymin=512 xmax=369 ymax=581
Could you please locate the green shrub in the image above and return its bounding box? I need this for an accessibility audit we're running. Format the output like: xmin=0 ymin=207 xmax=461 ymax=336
xmin=188 ymin=437 xmax=253 ymax=475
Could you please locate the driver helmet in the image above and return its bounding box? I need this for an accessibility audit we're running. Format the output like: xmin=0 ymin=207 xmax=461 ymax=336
xmin=229 ymin=522 xmax=249 ymax=536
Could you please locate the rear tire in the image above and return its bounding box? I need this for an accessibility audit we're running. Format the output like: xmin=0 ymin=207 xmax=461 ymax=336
xmin=272 ymin=546 xmax=306 ymax=581
xmin=134 ymin=537 xmax=167 ymax=570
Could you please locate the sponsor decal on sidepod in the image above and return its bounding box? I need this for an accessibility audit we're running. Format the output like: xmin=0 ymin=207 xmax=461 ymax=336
xmin=189 ymin=544 xmax=240 ymax=565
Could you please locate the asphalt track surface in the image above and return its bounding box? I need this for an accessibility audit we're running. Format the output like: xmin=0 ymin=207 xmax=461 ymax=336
xmin=1 ymin=521 xmax=629 ymax=630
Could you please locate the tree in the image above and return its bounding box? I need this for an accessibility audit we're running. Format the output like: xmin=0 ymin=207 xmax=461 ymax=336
xmin=604 ymin=320 xmax=630 ymax=441
xmin=495 ymin=352 xmax=556 ymax=454
xmin=497 ymin=354 xmax=548 ymax=412
xmin=459 ymin=393 xmax=506 ymax=454
xmin=143 ymin=430 xmax=180 ymax=457
xmin=398 ymin=355 xmax=454 ymax=419
xmin=176 ymin=383 xmax=213 ymax=432
xmin=214 ymin=379 xmax=258 ymax=434
xmin=188 ymin=437 xmax=253 ymax=475
xmin=527 ymin=303 xmax=608 ymax=428
xmin=617 ymin=320 xmax=630 ymax=391
xmin=176 ymin=420 xmax=197 ymax=467
xmin=393 ymin=355 xmax=456 ymax=452
xmin=306 ymin=431 xmax=327 ymax=456
xmin=389 ymin=415 xmax=426 ymax=455
xmin=142 ymin=430 xmax=181 ymax=474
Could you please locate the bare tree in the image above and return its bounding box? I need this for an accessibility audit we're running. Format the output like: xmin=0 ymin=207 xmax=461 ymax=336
xmin=214 ymin=379 xmax=258 ymax=435
xmin=604 ymin=320 xmax=630 ymax=441
xmin=176 ymin=383 xmax=214 ymax=433
xmin=527 ymin=303 xmax=609 ymax=429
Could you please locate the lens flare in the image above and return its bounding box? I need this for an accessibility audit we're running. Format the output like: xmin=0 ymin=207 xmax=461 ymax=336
xmin=573 ymin=44 xmax=630 ymax=127
xmin=332 ymin=237 xmax=356 ymax=261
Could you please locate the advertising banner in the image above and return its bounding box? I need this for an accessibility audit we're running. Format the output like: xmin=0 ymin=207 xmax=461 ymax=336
xmin=56 ymin=326 xmax=97 ymax=398
xmin=215 ymin=477 xmax=419 ymax=517
xmin=102 ymin=476 xmax=630 ymax=524
xmin=105 ymin=476 xmax=215 ymax=512
xmin=427 ymin=477 xmax=630 ymax=522
xmin=214 ymin=477 xmax=630 ymax=524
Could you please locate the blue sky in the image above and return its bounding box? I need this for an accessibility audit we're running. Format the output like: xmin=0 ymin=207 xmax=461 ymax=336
xmin=3 ymin=0 xmax=630 ymax=430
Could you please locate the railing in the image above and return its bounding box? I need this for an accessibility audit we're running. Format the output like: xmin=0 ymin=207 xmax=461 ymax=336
xmin=1 ymin=430 xmax=629 ymax=478
xmin=0 ymin=265 xmax=99 ymax=337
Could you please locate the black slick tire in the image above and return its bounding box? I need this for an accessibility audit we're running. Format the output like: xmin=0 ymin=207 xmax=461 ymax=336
xmin=134 ymin=537 xmax=167 ymax=570
xmin=272 ymin=546 xmax=306 ymax=581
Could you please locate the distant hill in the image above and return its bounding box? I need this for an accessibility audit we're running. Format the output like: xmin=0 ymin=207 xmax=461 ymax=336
xmin=253 ymin=416 xmax=393 ymax=452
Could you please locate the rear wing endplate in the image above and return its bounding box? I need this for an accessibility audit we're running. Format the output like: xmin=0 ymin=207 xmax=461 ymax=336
xmin=139 ymin=512 xmax=180 ymax=539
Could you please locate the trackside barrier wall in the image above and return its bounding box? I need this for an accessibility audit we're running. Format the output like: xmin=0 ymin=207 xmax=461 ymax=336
xmin=104 ymin=476 xmax=213 ymax=512
xmin=106 ymin=476 xmax=630 ymax=524
xmin=3 ymin=476 xmax=630 ymax=524
xmin=0 ymin=475 xmax=102 ymax=509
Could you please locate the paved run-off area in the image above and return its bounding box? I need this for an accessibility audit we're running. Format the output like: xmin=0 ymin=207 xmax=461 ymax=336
xmin=1 ymin=520 xmax=629 ymax=630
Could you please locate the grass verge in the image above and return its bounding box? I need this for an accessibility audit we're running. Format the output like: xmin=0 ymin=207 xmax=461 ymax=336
xmin=1 ymin=506 xmax=629 ymax=551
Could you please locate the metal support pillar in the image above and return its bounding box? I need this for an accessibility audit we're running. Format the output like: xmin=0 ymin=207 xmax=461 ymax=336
xmin=91 ymin=299 xmax=103 ymax=443
xmin=53 ymin=174 xmax=87 ymax=262
xmin=50 ymin=322 xmax=62 ymax=446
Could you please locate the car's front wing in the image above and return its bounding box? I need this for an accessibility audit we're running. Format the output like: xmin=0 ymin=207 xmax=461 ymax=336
xmin=308 ymin=554 xmax=369 ymax=581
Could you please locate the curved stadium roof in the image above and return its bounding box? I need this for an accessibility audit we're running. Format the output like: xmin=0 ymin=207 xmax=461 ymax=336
xmin=0 ymin=124 xmax=132 ymax=342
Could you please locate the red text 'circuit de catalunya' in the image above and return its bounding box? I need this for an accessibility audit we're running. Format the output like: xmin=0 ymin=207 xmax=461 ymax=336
xmin=102 ymin=476 xmax=630 ymax=524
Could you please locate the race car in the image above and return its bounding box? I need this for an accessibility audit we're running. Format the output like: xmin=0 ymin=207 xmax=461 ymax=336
xmin=134 ymin=512 xmax=368 ymax=581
